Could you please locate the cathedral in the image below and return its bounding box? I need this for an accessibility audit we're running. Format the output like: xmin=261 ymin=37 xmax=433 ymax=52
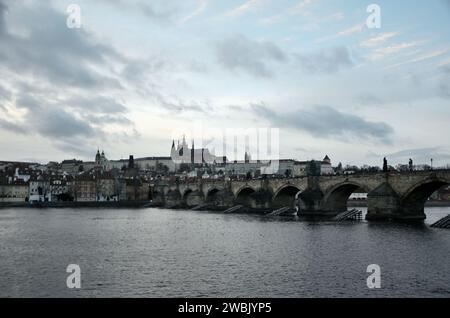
xmin=170 ymin=136 xmax=224 ymax=166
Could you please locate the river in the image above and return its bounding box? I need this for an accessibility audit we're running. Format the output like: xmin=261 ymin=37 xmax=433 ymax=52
xmin=0 ymin=207 xmax=449 ymax=297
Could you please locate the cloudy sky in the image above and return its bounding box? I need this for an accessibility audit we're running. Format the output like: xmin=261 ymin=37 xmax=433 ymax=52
xmin=1 ymin=0 xmax=450 ymax=167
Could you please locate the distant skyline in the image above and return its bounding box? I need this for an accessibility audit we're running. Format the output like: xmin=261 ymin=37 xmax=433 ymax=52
xmin=1 ymin=0 xmax=450 ymax=167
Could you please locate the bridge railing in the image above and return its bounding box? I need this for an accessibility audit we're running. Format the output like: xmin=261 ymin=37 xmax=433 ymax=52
xmin=152 ymin=168 xmax=450 ymax=187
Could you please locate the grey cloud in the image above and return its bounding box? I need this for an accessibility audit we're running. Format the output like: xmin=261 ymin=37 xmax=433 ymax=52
xmin=227 ymin=104 xmax=244 ymax=111
xmin=0 ymin=0 xmax=140 ymax=154
xmin=16 ymin=93 xmax=41 ymax=110
xmin=13 ymin=89 xmax=133 ymax=137
xmin=83 ymin=114 xmax=132 ymax=125
xmin=356 ymin=93 xmax=385 ymax=106
xmin=34 ymin=110 xmax=95 ymax=138
xmin=0 ymin=0 xmax=6 ymax=34
xmin=12 ymin=91 xmax=97 ymax=138
xmin=137 ymin=2 xmax=176 ymax=23
xmin=0 ymin=86 xmax=136 ymax=156
xmin=101 ymin=0 xmax=177 ymax=24
xmin=66 ymin=96 xmax=127 ymax=114
xmin=251 ymin=103 xmax=394 ymax=143
xmin=15 ymin=84 xmax=128 ymax=116
xmin=0 ymin=2 xmax=123 ymax=89
xmin=0 ymin=83 xmax=11 ymax=110
xmin=368 ymin=147 xmax=450 ymax=165
xmin=215 ymin=34 xmax=287 ymax=78
xmin=120 ymin=56 xmax=173 ymax=85
xmin=53 ymin=141 xmax=98 ymax=158
xmin=0 ymin=118 xmax=27 ymax=134
xmin=438 ymin=65 xmax=450 ymax=99
xmin=0 ymin=84 xmax=8 ymax=98
xmin=155 ymin=94 xmax=211 ymax=114
xmin=295 ymin=46 xmax=354 ymax=74
xmin=440 ymin=65 xmax=450 ymax=74
xmin=439 ymin=83 xmax=450 ymax=99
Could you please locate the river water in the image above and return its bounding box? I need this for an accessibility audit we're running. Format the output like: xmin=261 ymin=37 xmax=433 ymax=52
xmin=0 ymin=207 xmax=449 ymax=298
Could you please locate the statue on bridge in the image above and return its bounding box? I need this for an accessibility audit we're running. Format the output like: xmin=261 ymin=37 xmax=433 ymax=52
xmin=383 ymin=157 xmax=388 ymax=172
xmin=409 ymin=158 xmax=413 ymax=171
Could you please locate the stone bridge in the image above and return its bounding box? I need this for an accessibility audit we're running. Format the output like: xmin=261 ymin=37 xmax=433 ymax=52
xmin=152 ymin=170 xmax=450 ymax=221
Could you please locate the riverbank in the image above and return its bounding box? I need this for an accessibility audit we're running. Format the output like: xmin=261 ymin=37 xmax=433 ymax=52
xmin=0 ymin=201 xmax=154 ymax=209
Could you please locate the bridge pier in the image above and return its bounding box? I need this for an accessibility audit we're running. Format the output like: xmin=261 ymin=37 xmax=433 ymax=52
xmin=297 ymin=177 xmax=353 ymax=217
xmin=366 ymin=182 xmax=426 ymax=222
xmin=235 ymin=189 xmax=272 ymax=211
xmin=297 ymin=188 xmax=332 ymax=217
xmin=366 ymin=182 xmax=401 ymax=221
xmin=164 ymin=189 xmax=183 ymax=208
xmin=183 ymin=190 xmax=204 ymax=208
xmin=206 ymin=188 xmax=235 ymax=210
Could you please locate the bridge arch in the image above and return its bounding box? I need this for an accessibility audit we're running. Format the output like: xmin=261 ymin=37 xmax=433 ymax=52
xmin=272 ymin=185 xmax=302 ymax=209
xmin=182 ymin=188 xmax=193 ymax=198
xmin=182 ymin=188 xmax=204 ymax=207
xmin=235 ymin=186 xmax=257 ymax=208
xmin=206 ymin=188 xmax=221 ymax=203
xmin=322 ymin=181 xmax=369 ymax=212
xmin=166 ymin=189 xmax=182 ymax=206
xmin=400 ymin=178 xmax=449 ymax=217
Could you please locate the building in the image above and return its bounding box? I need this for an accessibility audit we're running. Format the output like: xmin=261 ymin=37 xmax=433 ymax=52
xmin=61 ymin=159 xmax=84 ymax=175
xmin=221 ymin=157 xmax=334 ymax=178
xmin=0 ymin=177 xmax=29 ymax=202
xmin=95 ymin=150 xmax=109 ymax=171
xmin=223 ymin=160 xmax=270 ymax=177
xmin=29 ymin=175 xmax=51 ymax=202
xmin=321 ymin=155 xmax=334 ymax=175
xmin=49 ymin=176 xmax=74 ymax=202
xmin=14 ymin=167 xmax=31 ymax=182
xmin=74 ymin=174 xmax=96 ymax=202
xmin=108 ymin=156 xmax=176 ymax=173
xmin=96 ymin=172 xmax=116 ymax=201
xmin=125 ymin=178 xmax=150 ymax=201
xmin=115 ymin=179 xmax=127 ymax=201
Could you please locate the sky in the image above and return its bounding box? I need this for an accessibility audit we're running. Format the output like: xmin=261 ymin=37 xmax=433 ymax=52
xmin=0 ymin=0 xmax=450 ymax=167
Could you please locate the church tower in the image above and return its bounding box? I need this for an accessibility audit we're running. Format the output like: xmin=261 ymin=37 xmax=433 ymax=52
xmin=191 ymin=139 xmax=195 ymax=165
xmin=171 ymin=140 xmax=176 ymax=158
xmin=95 ymin=149 xmax=101 ymax=167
